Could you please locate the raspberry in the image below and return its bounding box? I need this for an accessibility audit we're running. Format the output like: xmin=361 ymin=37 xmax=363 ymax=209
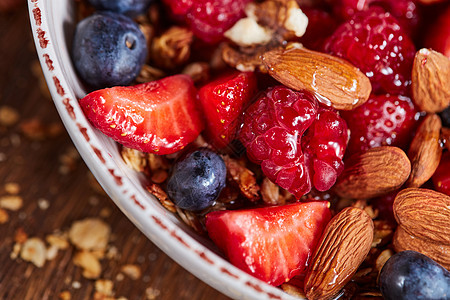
xmin=162 ymin=0 xmax=193 ymax=19
xmin=340 ymin=94 xmax=419 ymax=155
xmin=239 ymin=86 xmax=348 ymax=198
xmin=186 ymin=0 xmax=250 ymax=44
xmin=331 ymin=0 xmax=419 ymax=35
xmin=298 ymin=7 xmax=339 ymax=51
xmin=324 ymin=7 xmax=416 ymax=95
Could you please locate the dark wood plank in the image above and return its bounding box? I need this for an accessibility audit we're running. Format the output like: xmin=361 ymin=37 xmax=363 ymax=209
xmin=0 ymin=6 xmax=231 ymax=300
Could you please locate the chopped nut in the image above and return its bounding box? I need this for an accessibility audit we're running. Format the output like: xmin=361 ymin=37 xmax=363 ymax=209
xmin=176 ymin=207 xmax=206 ymax=235
xmin=20 ymin=237 xmax=47 ymax=267
xmin=4 ymin=182 xmax=20 ymax=194
xmin=151 ymin=26 xmax=193 ymax=69
xmin=73 ymin=251 xmax=102 ymax=279
xmin=95 ymin=279 xmax=114 ymax=296
xmin=223 ymin=156 xmax=260 ymax=201
xmin=121 ymin=147 xmax=148 ymax=172
xmin=146 ymin=183 xmax=176 ymax=213
xmin=120 ymin=264 xmax=141 ymax=280
xmin=225 ymin=17 xmax=273 ymax=47
xmin=261 ymin=177 xmax=285 ymax=205
xmin=0 ymin=106 xmax=20 ymax=126
xmin=182 ymin=62 xmax=210 ymax=84
xmin=0 ymin=195 xmax=23 ymax=211
xmin=147 ymin=153 xmax=169 ymax=172
xmin=69 ymin=218 xmax=111 ymax=251
xmin=135 ymin=65 xmax=165 ymax=84
xmin=150 ymin=169 xmax=168 ymax=184
xmin=0 ymin=208 xmax=9 ymax=224
xmin=59 ymin=291 xmax=72 ymax=300
xmin=374 ymin=249 xmax=394 ymax=272
xmin=372 ymin=220 xmax=394 ymax=248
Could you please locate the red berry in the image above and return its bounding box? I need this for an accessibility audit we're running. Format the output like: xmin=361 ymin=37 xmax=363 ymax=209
xmin=302 ymin=107 xmax=349 ymax=192
xmin=162 ymin=0 xmax=193 ymax=18
xmin=198 ymin=72 xmax=257 ymax=149
xmin=331 ymin=0 xmax=419 ymax=35
xmin=205 ymin=201 xmax=332 ymax=286
xmin=239 ymin=86 xmax=348 ymax=197
xmin=425 ymin=6 xmax=450 ymax=58
xmin=79 ymin=75 xmax=204 ymax=154
xmin=186 ymin=0 xmax=250 ymax=43
xmin=298 ymin=7 xmax=339 ymax=51
xmin=432 ymin=151 xmax=450 ymax=196
xmin=324 ymin=7 xmax=416 ymax=95
xmin=371 ymin=190 xmax=398 ymax=225
xmin=340 ymin=94 xmax=419 ymax=155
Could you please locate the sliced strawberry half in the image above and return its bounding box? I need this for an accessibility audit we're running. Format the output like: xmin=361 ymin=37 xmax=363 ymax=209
xmin=205 ymin=201 xmax=332 ymax=286
xmin=79 ymin=74 xmax=204 ymax=154
xmin=198 ymin=72 xmax=257 ymax=149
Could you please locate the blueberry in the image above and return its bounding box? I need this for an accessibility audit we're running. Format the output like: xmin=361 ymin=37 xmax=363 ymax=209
xmin=167 ymin=149 xmax=227 ymax=211
xmin=379 ymin=250 xmax=450 ymax=300
xmin=72 ymin=12 xmax=147 ymax=89
xmin=440 ymin=106 xmax=450 ymax=128
xmin=87 ymin=0 xmax=153 ymax=17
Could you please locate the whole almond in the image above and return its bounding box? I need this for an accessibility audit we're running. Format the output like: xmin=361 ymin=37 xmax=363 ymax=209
xmin=406 ymin=114 xmax=442 ymax=188
xmin=393 ymin=226 xmax=450 ymax=270
xmin=411 ymin=48 xmax=450 ymax=113
xmin=304 ymin=207 xmax=374 ymax=300
xmin=394 ymin=188 xmax=450 ymax=244
xmin=262 ymin=44 xmax=372 ymax=110
xmin=334 ymin=146 xmax=411 ymax=199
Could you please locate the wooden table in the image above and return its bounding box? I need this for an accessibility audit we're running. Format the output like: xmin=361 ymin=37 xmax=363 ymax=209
xmin=0 ymin=5 xmax=230 ymax=300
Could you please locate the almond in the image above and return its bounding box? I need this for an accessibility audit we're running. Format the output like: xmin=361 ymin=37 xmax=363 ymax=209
xmin=393 ymin=226 xmax=450 ymax=270
xmin=304 ymin=207 xmax=374 ymax=300
xmin=406 ymin=114 xmax=442 ymax=188
xmin=411 ymin=48 xmax=450 ymax=113
xmin=394 ymin=188 xmax=450 ymax=244
xmin=334 ymin=146 xmax=411 ymax=199
xmin=262 ymin=44 xmax=372 ymax=110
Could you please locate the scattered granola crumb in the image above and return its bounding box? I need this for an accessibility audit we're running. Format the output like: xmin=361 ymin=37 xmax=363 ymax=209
xmin=0 ymin=208 xmax=9 ymax=224
xmin=59 ymin=291 xmax=72 ymax=300
xmin=0 ymin=195 xmax=23 ymax=211
xmin=45 ymin=232 xmax=69 ymax=249
xmin=4 ymin=182 xmax=20 ymax=195
xmin=59 ymin=146 xmax=80 ymax=174
xmin=37 ymin=198 xmax=50 ymax=210
xmin=14 ymin=227 xmax=28 ymax=244
xmin=69 ymin=218 xmax=111 ymax=251
xmin=0 ymin=106 xmax=20 ymax=127
xmin=46 ymin=244 xmax=59 ymax=260
xmin=121 ymin=147 xmax=148 ymax=172
xmin=145 ymin=287 xmax=161 ymax=300
xmin=10 ymin=243 xmax=21 ymax=259
xmin=73 ymin=251 xmax=102 ymax=279
xmin=106 ymin=245 xmax=120 ymax=260
xmin=95 ymin=279 xmax=114 ymax=296
xmin=20 ymin=237 xmax=47 ymax=267
xmin=116 ymin=273 xmax=125 ymax=281
xmin=89 ymin=195 xmax=100 ymax=206
xmin=72 ymin=281 xmax=82 ymax=289
xmin=120 ymin=264 xmax=141 ymax=280
xmin=99 ymin=207 xmax=112 ymax=218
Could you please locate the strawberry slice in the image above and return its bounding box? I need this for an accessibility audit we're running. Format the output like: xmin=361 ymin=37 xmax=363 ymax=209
xmin=79 ymin=75 xmax=204 ymax=155
xmin=198 ymin=72 xmax=257 ymax=149
xmin=205 ymin=201 xmax=332 ymax=286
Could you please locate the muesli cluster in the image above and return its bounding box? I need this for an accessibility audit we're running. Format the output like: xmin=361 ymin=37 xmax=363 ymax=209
xmin=72 ymin=0 xmax=450 ymax=298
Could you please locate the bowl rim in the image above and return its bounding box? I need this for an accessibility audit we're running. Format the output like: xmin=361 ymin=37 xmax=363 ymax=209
xmin=26 ymin=1 xmax=302 ymax=299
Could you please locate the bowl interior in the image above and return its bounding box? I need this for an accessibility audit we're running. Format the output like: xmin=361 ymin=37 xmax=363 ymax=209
xmin=28 ymin=1 xmax=302 ymax=299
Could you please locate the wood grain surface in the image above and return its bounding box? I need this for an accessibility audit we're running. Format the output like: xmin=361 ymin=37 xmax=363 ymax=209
xmin=0 ymin=5 xmax=230 ymax=300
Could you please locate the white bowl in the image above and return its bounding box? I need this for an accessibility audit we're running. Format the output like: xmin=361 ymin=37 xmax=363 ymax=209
xmin=27 ymin=1 xmax=301 ymax=299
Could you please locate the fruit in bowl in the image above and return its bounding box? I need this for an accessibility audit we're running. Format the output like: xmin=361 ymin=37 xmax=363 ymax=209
xmin=29 ymin=0 xmax=450 ymax=298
